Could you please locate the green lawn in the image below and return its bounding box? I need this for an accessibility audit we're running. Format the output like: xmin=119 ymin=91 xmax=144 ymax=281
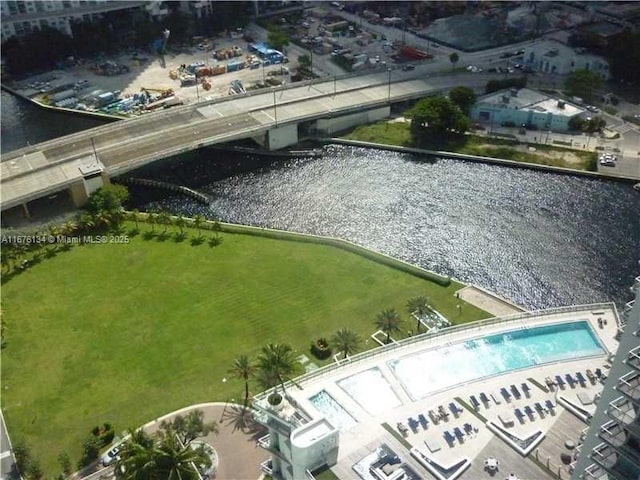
xmin=344 ymin=122 xmax=596 ymax=171
xmin=1 ymin=226 xmax=488 ymax=474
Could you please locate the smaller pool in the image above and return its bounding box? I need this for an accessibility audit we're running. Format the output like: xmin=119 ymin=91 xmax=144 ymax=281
xmin=308 ymin=390 xmax=357 ymax=431
xmin=337 ymin=367 xmax=401 ymax=415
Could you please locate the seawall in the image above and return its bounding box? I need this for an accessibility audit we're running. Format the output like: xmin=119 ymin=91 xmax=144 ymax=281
xmin=326 ymin=138 xmax=639 ymax=183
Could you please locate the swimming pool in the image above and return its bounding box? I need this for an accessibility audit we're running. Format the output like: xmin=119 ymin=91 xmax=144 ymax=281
xmin=337 ymin=367 xmax=402 ymax=415
xmin=388 ymin=320 xmax=604 ymax=400
xmin=308 ymin=390 xmax=357 ymax=430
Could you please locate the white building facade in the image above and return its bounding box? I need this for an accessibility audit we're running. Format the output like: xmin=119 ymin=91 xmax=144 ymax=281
xmin=469 ymin=88 xmax=585 ymax=132
xmin=571 ymin=276 xmax=640 ymax=480
xmin=522 ymin=39 xmax=610 ymax=79
xmin=0 ymin=0 xmax=178 ymax=42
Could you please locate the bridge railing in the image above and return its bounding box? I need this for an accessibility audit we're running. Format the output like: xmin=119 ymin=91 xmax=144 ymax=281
xmin=2 ymin=67 xmax=432 ymax=161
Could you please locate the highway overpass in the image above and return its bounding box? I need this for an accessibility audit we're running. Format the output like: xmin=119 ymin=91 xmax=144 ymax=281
xmin=1 ymin=70 xmax=492 ymax=217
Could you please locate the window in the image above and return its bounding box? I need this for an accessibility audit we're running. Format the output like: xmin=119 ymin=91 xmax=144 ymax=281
xmin=35 ymin=2 xmax=44 ymax=11
xmin=40 ymin=19 xmax=48 ymax=28
xmin=63 ymin=0 xmax=71 ymax=8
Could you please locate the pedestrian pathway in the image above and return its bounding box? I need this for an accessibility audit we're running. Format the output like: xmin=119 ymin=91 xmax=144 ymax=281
xmin=455 ymin=285 xmax=525 ymax=317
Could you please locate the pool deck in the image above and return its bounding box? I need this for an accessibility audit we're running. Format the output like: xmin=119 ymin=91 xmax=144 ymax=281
xmin=287 ymin=305 xmax=619 ymax=480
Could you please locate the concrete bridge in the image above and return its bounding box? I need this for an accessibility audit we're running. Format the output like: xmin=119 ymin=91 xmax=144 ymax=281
xmin=1 ymin=70 xmax=491 ymax=219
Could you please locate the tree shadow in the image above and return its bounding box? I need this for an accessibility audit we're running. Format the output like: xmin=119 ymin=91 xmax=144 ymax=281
xmin=173 ymin=232 xmax=187 ymax=243
xmin=190 ymin=236 xmax=205 ymax=246
xmin=156 ymin=231 xmax=170 ymax=242
xmin=218 ymin=404 xmax=266 ymax=437
xmin=128 ymin=227 xmax=140 ymax=237
xmin=142 ymin=230 xmax=156 ymax=241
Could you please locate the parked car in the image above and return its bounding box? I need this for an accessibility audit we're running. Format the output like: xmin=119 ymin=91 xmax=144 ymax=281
xmin=586 ymin=105 xmax=599 ymax=113
xmin=402 ymin=64 xmax=416 ymax=71
xmin=599 ymin=153 xmax=616 ymax=166
xmin=102 ymin=445 xmax=121 ymax=466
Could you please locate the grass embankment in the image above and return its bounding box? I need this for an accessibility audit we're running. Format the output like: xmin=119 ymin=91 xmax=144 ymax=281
xmin=344 ymin=122 xmax=597 ymax=171
xmin=1 ymin=224 xmax=488 ymax=475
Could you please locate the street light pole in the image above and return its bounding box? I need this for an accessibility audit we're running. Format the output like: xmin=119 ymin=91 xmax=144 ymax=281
xmin=387 ymin=68 xmax=392 ymax=104
xmin=333 ymin=75 xmax=336 ymax=97
xmin=195 ymin=77 xmax=200 ymax=103
xmin=273 ymin=90 xmax=278 ymax=127
xmin=90 ymin=137 xmax=98 ymax=160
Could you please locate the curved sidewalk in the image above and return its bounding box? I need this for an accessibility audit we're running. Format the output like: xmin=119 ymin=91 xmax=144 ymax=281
xmin=82 ymin=402 xmax=268 ymax=480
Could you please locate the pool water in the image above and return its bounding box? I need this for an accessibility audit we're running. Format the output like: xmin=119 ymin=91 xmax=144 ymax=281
xmin=308 ymin=390 xmax=357 ymax=430
xmin=388 ymin=321 xmax=604 ymax=400
xmin=337 ymin=367 xmax=402 ymax=415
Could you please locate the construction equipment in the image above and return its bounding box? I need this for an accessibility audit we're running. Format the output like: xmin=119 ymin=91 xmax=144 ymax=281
xmin=141 ymin=87 xmax=174 ymax=97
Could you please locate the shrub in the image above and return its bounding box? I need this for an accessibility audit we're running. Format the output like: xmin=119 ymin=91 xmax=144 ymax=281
xmin=267 ymin=392 xmax=283 ymax=406
xmin=310 ymin=337 xmax=332 ymax=360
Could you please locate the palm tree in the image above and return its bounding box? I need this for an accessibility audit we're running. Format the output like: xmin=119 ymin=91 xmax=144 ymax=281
xmin=79 ymin=213 xmax=95 ymax=230
xmin=158 ymin=211 xmax=172 ymax=234
xmin=331 ymin=328 xmax=362 ymax=359
xmin=407 ymin=296 xmax=431 ymax=332
xmin=375 ymin=308 xmax=403 ymax=344
xmin=256 ymin=343 xmax=297 ymax=393
xmin=449 ymin=52 xmax=459 ymax=71
xmin=62 ymin=220 xmax=77 ymax=236
xmin=147 ymin=212 xmax=157 ymax=232
xmin=130 ymin=209 xmax=140 ymax=229
xmin=229 ymin=355 xmax=255 ymax=407
xmin=175 ymin=216 xmax=186 ymax=235
xmin=154 ymin=432 xmax=209 ymax=480
xmin=193 ymin=214 xmax=204 ymax=237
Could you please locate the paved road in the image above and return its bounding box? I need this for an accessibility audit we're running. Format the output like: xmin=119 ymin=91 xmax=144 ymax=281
xmin=1 ymin=71 xmax=495 ymax=210
xmin=1 ymin=411 xmax=16 ymax=480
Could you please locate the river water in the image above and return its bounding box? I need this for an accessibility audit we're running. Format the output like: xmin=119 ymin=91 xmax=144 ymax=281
xmin=2 ymin=91 xmax=639 ymax=310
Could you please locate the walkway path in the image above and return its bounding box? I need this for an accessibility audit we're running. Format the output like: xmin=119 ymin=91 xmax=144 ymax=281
xmin=144 ymin=402 xmax=269 ymax=480
xmin=79 ymin=402 xmax=268 ymax=480
xmin=455 ymin=285 xmax=525 ymax=317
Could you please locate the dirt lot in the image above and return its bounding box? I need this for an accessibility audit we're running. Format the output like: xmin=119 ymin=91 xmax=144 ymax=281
xmin=13 ymin=30 xmax=308 ymax=111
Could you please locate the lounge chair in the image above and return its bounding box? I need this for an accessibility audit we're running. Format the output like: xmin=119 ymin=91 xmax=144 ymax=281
xmin=490 ymin=392 xmax=502 ymax=405
xmin=408 ymin=417 xmax=420 ymax=432
xmin=510 ymin=384 xmax=521 ymax=399
xmin=453 ymin=427 xmax=464 ymax=441
xmin=522 ymin=382 xmax=532 ymax=396
xmin=565 ymin=373 xmax=576 ymax=388
xmin=514 ymin=408 xmax=525 ymax=421
xmin=428 ymin=409 xmax=440 ymax=425
xmin=479 ymin=392 xmax=490 ymax=405
xmin=595 ymin=368 xmax=602 ymax=378
xmin=438 ymin=405 xmax=450 ymax=420
xmin=535 ymin=402 xmax=546 ymax=414
xmin=449 ymin=402 xmax=462 ymax=417
xmin=463 ymin=422 xmax=473 ymax=434
xmin=555 ymin=375 xmax=566 ymax=388
xmin=586 ymin=369 xmax=596 ymax=382
xmin=397 ymin=422 xmax=408 ymax=435
xmin=544 ymin=377 xmax=555 ymax=390
xmin=576 ymin=372 xmax=587 ymax=385
xmin=524 ymin=405 xmax=535 ymax=417
xmin=469 ymin=395 xmax=481 ymax=410
xmin=418 ymin=414 xmax=429 ymax=429
xmin=443 ymin=430 xmax=455 ymax=444
xmin=500 ymin=387 xmax=511 ymax=401
xmin=545 ymin=400 xmax=555 ymax=412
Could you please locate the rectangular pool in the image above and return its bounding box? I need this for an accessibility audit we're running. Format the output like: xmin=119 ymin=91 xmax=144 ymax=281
xmin=337 ymin=367 xmax=402 ymax=415
xmin=388 ymin=320 xmax=604 ymax=400
xmin=308 ymin=390 xmax=357 ymax=430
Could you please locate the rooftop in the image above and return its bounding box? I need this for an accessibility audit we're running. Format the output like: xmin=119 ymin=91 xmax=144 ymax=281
xmin=255 ymin=305 xmax=619 ymax=479
xmin=476 ymin=88 xmax=585 ymax=117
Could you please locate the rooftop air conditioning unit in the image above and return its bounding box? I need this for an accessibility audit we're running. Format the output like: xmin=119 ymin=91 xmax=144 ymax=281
xmin=557 ymin=100 xmax=565 ymax=108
